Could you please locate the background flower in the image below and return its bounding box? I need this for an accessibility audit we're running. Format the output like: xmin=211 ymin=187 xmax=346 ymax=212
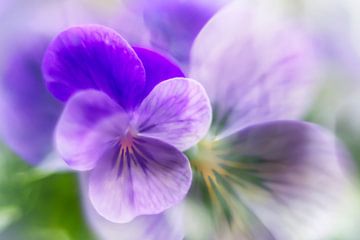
xmin=184 ymin=1 xmax=352 ymax=239
xmin=0 ymin=35 xmax=64 ymax=167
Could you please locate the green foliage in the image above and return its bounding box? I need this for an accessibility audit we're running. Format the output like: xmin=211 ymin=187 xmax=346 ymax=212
xmin=0 ymin=145 xmax=96 ymax=240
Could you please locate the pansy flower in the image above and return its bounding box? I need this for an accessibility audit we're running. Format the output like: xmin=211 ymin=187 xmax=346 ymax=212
xmin=42 ymin=25 xmax=212 ymax=222
xmin=186 ymin=1 xmax=350 ymax=239
xmin=0 ymin=0 xmax=225 ymax=169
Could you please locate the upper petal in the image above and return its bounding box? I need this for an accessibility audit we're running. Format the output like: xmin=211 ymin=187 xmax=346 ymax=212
xmin=55 ymin=90 xmax=129 ymax=171
xmin=190 ymin=120 xmax=350 ymax=239
xmin=134 ymin=78 xmax=212 ymax=151
xmin=89 ymin=136 xmax=192 ymax=223
xmin=133 ymin=47 xmax=185 ymax=100
xmin=42 ymin=25 xmax=146 ymax=110
xmin=190 ymin=1 xmax=317 ymax=137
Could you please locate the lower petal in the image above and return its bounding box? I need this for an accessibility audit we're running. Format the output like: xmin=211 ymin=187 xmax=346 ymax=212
xmin=80 ymin=174 xmax=184 ymax=240
xmin=89 ymin=136 xmax=192 ymax=223
xmin=189 ymin=120 xmax=350 ymax=239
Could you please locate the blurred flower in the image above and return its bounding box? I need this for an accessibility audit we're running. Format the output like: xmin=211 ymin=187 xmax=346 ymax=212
xmin=336 ymin=93 xmax=360 ymax=174
xmin=42 ymin=25 xmax=212 ymax=222
xmin=138 ymin=0 xmax=229 ymax=64
xmin=0 ymin=35 xmax=63 ymax=166
xmin=190 ymin=1 xmax=317 ymax=138
xmin=184 ymin=1 xmax=350 ymax=239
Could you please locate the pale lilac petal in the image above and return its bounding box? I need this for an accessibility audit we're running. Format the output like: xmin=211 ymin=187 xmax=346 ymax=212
xmin=190 ymin=1 xmax=317 ymax=137
xmin=55 ymin=90 xmax=129 ymax=171
xmin=89 ymin=136 xmax=192 ymax=223
xmin=42 ymin=25 xmax=146 ymax=110
xmin=228 ymin=121 xmax=350 ymax=239
xmin=80 ymin=174 xmax=185 ymax=240
xmin=134 ymin=78 xmax=211 ymax=151
xmin=133 ymin=47 xmax=184 ymax=100
xmin=192 ymin=120 xmax=350 ymax=239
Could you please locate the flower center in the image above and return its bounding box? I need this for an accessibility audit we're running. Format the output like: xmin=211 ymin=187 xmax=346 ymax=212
xmin=188 ymin=139 xmax=229 ymax=188
xmin=110 ymin=129 xmax=138 ymax=176
xmin=120 ymin=130 xmax=135 ymax=151
xmin=191 ymin=139 xmax=221 ymax=167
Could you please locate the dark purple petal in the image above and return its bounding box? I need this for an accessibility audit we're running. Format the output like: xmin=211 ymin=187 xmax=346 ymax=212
xmin=55 ymin=90 xmax=129 ymax=171
xmin=134 ymin=78 xmax=211 ymax=151
xmin=191 ymin=120 xmax=350 ymax=239
xmin=80 ymin=174 xmax=185 ymax=240
xmin=190 ymin=1 xmax=317 ymax=137
xmin=89 ymin=136 xmax=192 ymax=223
xmin=0 ymin=36 xmax=62 ymax=165
xmin=133 ymin=47 xmax=184 ymax=100
xmin=42 ymin=25 xmax=146 ymax=110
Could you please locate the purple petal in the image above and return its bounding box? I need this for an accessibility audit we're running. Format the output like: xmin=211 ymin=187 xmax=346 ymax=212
xmin=142 ymin=0 xmax=227 ymax=63
xmin=55 ymin=90 xmax=129 ymax=171
xmin=0 ymin=36 xmax=62 ymax=165
xmin=89 ymin=136 xmax=192 ymax=223
xmin=190 ymin=1 xmax=317 ymax=137
xmin=133 ymin=47 xmax=185 ymax=100
xmin=193 ymin=120 xmax=349 ymax=239
xmin=42 ymin=25 xmax=146 ymax=110
xmin=80 ymin=174 xmax=185 ymax=240
xmin=134 ymin=78 xmax=211 ymax=151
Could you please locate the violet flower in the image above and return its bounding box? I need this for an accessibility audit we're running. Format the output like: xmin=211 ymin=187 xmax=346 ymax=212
xmin=185 ymin=1 xmax=350 ymax=239
xmin=0 ymin=0 xmax=219 ymax=167
xmin=42 ymin=25 xmax=212 ymax=223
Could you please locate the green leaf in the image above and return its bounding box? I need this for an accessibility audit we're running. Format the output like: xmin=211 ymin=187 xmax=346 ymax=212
xmin=0 ymin=144 xmax=96 ymax=240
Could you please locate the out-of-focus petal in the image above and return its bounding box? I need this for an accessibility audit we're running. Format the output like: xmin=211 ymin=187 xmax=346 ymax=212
xmin=0 ymin=36 xmax=62 ymax=165
xmin=336 ymin=94 xmax=360 ymax=171
xmin=134 ymin=78 xmax=211 ymax=151
xmin=55 ymin=90 xmax=128 ymax=171
xmin=142 ymin=0 xmax=227 ymax=63
xmin=80 ymin=174 xmax=185 ymax=240
xmin=133 ymin=47 xmax=184 ymax=100
xmin=190 ymin=120 xmax=350 ymax=239
xmin=190 ymin=1 xmax=317 ymax=137
xmin=42 ymin=25 xmax=146 ymax=110
xmin=89 ymin=136 xmax=192 ymax=223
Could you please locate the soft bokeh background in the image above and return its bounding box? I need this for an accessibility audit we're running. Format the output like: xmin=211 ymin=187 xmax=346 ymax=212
xmin=1 ymin=0 xmax=360 ymax=239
